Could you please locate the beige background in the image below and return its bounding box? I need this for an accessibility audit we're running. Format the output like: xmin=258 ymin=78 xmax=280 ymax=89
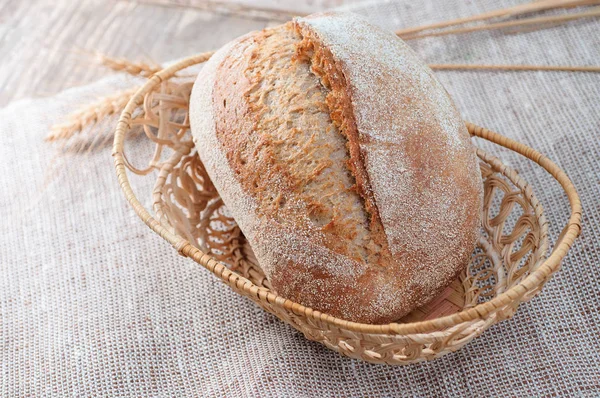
xmin=1 ymin=0 xmax=599 ymax=396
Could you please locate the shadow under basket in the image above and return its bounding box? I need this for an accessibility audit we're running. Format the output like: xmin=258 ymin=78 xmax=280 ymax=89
xmin=112 ymin=53 xmax=581 ymax=365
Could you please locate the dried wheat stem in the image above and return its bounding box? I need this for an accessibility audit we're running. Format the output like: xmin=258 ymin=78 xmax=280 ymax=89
xmin=47 ymin=87 xmax=140 ymax=142
xmin=429 ymin=63 xmax=600 ymax=72
xmin=400 ymin=6 xmax=600 ymax=39
xmin=137 ymin=0 xmax=305 ymax=21
xmin=395 ymin=0 xmax=599 ymax=36
xmin=95 ymin=53 xmax=162 ymax=77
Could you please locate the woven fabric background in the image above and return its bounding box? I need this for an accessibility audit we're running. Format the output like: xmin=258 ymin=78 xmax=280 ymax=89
xmin=1 ymin=0 xmax=599 ymax=396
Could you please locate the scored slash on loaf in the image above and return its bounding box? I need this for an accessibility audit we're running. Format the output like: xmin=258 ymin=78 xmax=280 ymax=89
xmin=190 ymin=12 xmax=483 ymax=324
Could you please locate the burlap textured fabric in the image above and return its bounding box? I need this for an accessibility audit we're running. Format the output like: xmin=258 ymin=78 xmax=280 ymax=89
xmin=1 ymin=0 xmax=598 ymax=396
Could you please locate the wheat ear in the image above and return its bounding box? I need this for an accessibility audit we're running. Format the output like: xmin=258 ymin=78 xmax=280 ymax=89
xmin=94 ymin=53 xmax=162 ymax=77
xmin=47 ymin=87 xmax=139 ymax=142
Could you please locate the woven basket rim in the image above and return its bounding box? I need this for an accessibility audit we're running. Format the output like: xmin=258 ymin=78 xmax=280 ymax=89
xmin=112 ymin=52 xmax=582 ymax=336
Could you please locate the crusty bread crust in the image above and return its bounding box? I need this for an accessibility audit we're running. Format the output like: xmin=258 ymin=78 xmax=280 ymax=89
xmin=190 ymin=12 xmax=483 ymax=324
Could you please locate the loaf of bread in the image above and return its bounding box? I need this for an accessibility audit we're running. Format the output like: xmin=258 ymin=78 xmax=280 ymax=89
xmin=190 ymin=12 xmax=483 ymax=324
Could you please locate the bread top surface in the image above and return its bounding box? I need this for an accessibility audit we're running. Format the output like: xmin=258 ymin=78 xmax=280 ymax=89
xmin=212 ymin=26 xmax=379 ymax=265
xmin=190 ymin=12 xmax=483 ymax=323
xmin=296 ymin=13 xmax=482 ymax=262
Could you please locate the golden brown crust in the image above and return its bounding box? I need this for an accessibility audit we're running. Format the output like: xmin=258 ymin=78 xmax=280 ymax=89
xmin=190 ymin=12 xmax=483 ymax=324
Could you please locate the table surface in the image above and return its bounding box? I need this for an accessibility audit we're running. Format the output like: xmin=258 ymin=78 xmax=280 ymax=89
xmin=0 ymin=0 xmax=361 ymax=107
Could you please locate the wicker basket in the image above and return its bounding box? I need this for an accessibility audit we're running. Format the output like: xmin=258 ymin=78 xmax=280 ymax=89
xmin=112 ymin=53 xmax=581 ymax=365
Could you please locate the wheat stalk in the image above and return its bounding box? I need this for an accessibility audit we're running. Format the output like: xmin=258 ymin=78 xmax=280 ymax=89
xmin=48 ymin=59 xmax=598 ymax=147
xmin=395 ymin=0 xmax=600 ymax=37
xmin=94 ymin=53 xmax=162 ymax=77
xmin=429 ymin=63 xmax=600 ymax=72
xmin=399 ymin=5 xmax=600 ymax=40
xmin=47 ymin=87 xmax=139 ymax=143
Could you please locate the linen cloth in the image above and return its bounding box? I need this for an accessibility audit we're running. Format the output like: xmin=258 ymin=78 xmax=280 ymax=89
xmin=1 ymin=0 xmax=599 ymax=396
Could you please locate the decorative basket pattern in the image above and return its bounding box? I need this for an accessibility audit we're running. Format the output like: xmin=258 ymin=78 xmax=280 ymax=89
xmin=112 ymin=54 xmax=581 ymax=365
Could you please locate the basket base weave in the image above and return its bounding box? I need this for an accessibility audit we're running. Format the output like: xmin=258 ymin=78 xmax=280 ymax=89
xmin=400 ymin=279 xmax=465 ymax=323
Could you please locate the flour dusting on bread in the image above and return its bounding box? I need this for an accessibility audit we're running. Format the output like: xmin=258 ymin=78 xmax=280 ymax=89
xmin=189 ymin=12 xmax=483 ymax=324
